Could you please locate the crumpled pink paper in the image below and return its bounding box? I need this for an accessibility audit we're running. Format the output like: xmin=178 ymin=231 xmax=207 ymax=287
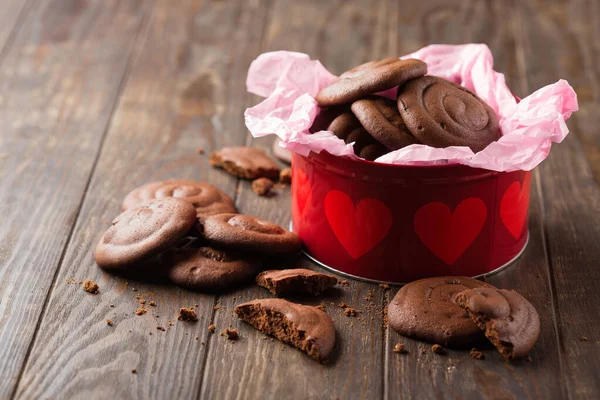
xmin=244 ymin=44 xmax=578 ymax=171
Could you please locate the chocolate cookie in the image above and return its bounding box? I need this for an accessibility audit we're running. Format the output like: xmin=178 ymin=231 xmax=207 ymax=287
xmin=210 ymin=147 xmax=280 ymax=180
xmin=121 ymin=180 xmax=236 ymax=217
xmin=351 ymin=96 xmax=417 ymax=151
xmin=272 ymin=137 xmax=292 ymax=164
xmin=201 ymin=213 xmax=302 ymax=255
xmin=315 ymin=58 xmax=427 ymax=107
xmin=235 ymin=298 xmax=336 ymax=362
xmin=95 ymin=198 xmax=197 ymax=270
xmin=309 ymin=105 xmax=347 ymax=133
xmin=455 ymin=287 xmax=540 ymax=359
xmin=256 ymin=268 xmax=338 ymax=296
xmin=327 ymin=112 xmax=388 ymax=161
xmin=397 ymin=76 xmax=501 ymax=152
xmin=388 ymin=276 xmax=493 ymax=347
xmin=165 ymin=246 xmax=262 ymax=292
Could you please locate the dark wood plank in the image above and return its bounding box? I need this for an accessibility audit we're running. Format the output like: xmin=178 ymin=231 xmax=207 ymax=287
xmin=0 ymin=0 xmax=148 ymax=397
xmin=384 ymin=1 xmax=566 ymax=399
xmin=14 ymin=0 xmax=271 ymax=398
xmin=199 ymin=1 xmax=395 ymax=399
xmin=515 ymin=0 xmax=600 ymax=398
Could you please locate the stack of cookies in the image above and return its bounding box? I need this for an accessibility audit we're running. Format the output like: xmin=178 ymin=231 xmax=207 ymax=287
xmin=312 ymin=58 xmax=501 ymax=160
xmin=94 ymin=180 xmax=302 ymax=291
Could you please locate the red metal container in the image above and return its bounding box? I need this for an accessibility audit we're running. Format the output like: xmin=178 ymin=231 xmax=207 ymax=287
xmin=291 ymin=151 xmax=530 ymax=284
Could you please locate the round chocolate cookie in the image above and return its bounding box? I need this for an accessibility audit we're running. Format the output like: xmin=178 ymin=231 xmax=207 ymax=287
xmin=327 ymin=112 xmax=388 ymax=161
xmin=351 ymin=96 xmax=417 ymax=150
xmin=455 ymin=287 xmax=540 ymax=359
xmin=309 ymin=105 xmax=347 ymax=133
xmin=166 ymin=246 xmax=262 ymax=292
xmin=388 ymin=276 xmax=493 ymax=347
xmin=235 ymin=298 xmax=336 ymax=362
xmin=122 ymin=180 xmax=236 ymax=218
xmin=315 ymin=58 xmax=427 ymax=107
xmin=201 ymin=213 xmax=302 ymax=255
xmin=397 ymin=76 xmax=501 ymax=152
xmin=95 ymin=198 xmax=197 ymax=270
xmin=272 ymin=137 xmax=292 ymax=164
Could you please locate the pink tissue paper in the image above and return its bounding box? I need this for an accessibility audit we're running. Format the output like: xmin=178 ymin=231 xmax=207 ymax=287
xmin=244 ymin=44 xmax=578 ymax=171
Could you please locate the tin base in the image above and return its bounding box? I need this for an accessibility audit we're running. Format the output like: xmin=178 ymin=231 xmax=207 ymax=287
xmin=292 ymin=222 xmax=529 ymax=286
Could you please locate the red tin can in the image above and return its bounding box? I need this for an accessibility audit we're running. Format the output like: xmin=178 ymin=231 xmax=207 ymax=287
xmin=291 ymin=151 xmax=530 ymax=284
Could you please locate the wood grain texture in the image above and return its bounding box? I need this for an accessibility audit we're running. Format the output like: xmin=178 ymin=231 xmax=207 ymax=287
xmin=0 ymin=0 xmax=147 ymax=397
xmin=515 ymin=0 xmax=600 ymax=398
xmin=200 ymin=1 xmax=395 ymax=399
xmin=14 ymin=0 xmax=272 ymax=399
xmin=383 ymin=1 xmax=565 ymax=399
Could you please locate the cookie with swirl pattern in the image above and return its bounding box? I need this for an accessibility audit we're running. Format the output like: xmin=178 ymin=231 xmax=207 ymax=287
xmin=315 ymin=58 xmax=427 ymax=107
xmin=455 ymin=287 xmax=540 ymax=359
xmin=122 ymin=180 xmax=236 ymax=218
xmin=397 ymin=76 xmax=501 ymax=152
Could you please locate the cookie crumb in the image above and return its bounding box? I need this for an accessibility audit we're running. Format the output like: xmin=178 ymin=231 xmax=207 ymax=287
xmin=580 ymin=336 xmax=589 ymax=342
xmin=135 ymin=307 xmax=147 ymax=316
xmin=393 ymin=343 xmax=406 ymax=354
xmin=168 ymin=321 xmax=174 ymax=326
xmin=82 ymin=280 xmax=99 ymax=294
xmin=195 ymin=336 xmax=199 ymax=341
xmin=316 ymin=304 xmax=325 ymax=310
xmin=156 ymin=326 xmax=165 ymax=331
xmin=344 ymin=307 xmax=360 ymax=317
xmin=109 ymin=304 xmax=115 ymax=308
xmin=252 ymin=177 xmax=274 ymax=196
xmin=379 ymin=283 xmax=390 ymax=291
xmin=340 ymin=280 xmax=349 ymax=286
xmin=106 ymin=319 xmax=113 ymax=326
xmin=208 ymin=324 xmax=216 ymax=333
xmin=279 ymin=168 xmax=292 ymax=184
xmin=469 ymin=348 xmax=484 ymax=360
xmin=364 ymin=291 xmax=373 ymax=301
xmin=213 ymin=305 xmax=220 ymax=311
xmin=431 ymin=344 xmax=445 ymax=355
xmin=178 ymin=307 xmax=198 ymax=322
xmin=338 ymin=303 xmax=347 ymax=308
xmin=196 ymin=147 xmax=205 ymax=155
xmin=139 ymin=299 xmax=146 ymax=305
xmin=224 ymin=328 xmax=239 ymax=341
xmin=131 ymin=368 xmax=137 ymax=374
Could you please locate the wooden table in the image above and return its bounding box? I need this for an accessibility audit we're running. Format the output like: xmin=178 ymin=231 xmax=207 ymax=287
xmin=1 ymin=0 xmax=599 ymax=399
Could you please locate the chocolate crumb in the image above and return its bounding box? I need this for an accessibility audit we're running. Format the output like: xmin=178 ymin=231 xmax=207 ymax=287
xmin=109 ymin=304 xmax=115 ymax=308
xmin=344 ymin=307 xmax=360 ymax=317
xmin=168 ymin=321 xmax=174 ymax=326
xmin=420 ymin=348 xmax=426 ymax=354
xmin=379 ymin=283 xmax=390 ymax=291
xmin=213 ymin=305 xmax=220 ymax=311
xmin=581 ymin=336 xmax=589 ymax=342
xmin=139 ymin=299 xmax=146 ymax=305
xmin=338 ymin=303 xmax=348 ymax=308
xmin=224 ymin=328 xmax=239 ymax=340
xmin=131 ymin=368 xmax=137 ymax=374
xmin=201 ymin=340 xmax=205 ymax=345
xmin=469 ymin=348 xmax=484 ymax=360
xmin=279 ymin=168 xmax=292 ymax=184
xmin=340 ymin=280 xmax=349 ymax=286
xmin=393 ymin=343 xmax=406 ymax=353
xmin=106 ymin=319 xmax=113 ymax=326
xmin=431 ymin=344 xmax=445 ymax=355
xmin=196 ymin=147 xmax=205 ymax=155
xmin=178 ymin=307 xmax=198 ymax=322
xmin=364 ymin=291 xmax=373 ymax=301
xmin=82 ymin=280 xmax=99 ymax=294
xmin=252 ymin=177 xmax=274 ymax=196
xmin=195 ymin=336 xmax=199 ymax=341
xmin=149 ymin=301 xmax=156 ymax=307
xmin=157 ymin=326 xmax=165 ymax=331
xmin=135 ymin=307 xmax=147 ymax=316
xmin=208 ymin=324 xmax=216 ymax=333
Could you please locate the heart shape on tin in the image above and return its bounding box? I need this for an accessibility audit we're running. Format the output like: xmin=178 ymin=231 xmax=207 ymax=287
xmin=500 ymin=173 xmax=531 ymax=239
xmin=324 ymin=190 xmax=392 ymax=260
xmin=293 ymin=168 xmax=312 ymax=218
xmin=414 ymin=198 xmax=487 ymax=265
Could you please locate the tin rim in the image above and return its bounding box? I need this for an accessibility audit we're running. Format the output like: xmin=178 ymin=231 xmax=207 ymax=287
xmin=291 ymin=222 xmax=529 ymax=286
